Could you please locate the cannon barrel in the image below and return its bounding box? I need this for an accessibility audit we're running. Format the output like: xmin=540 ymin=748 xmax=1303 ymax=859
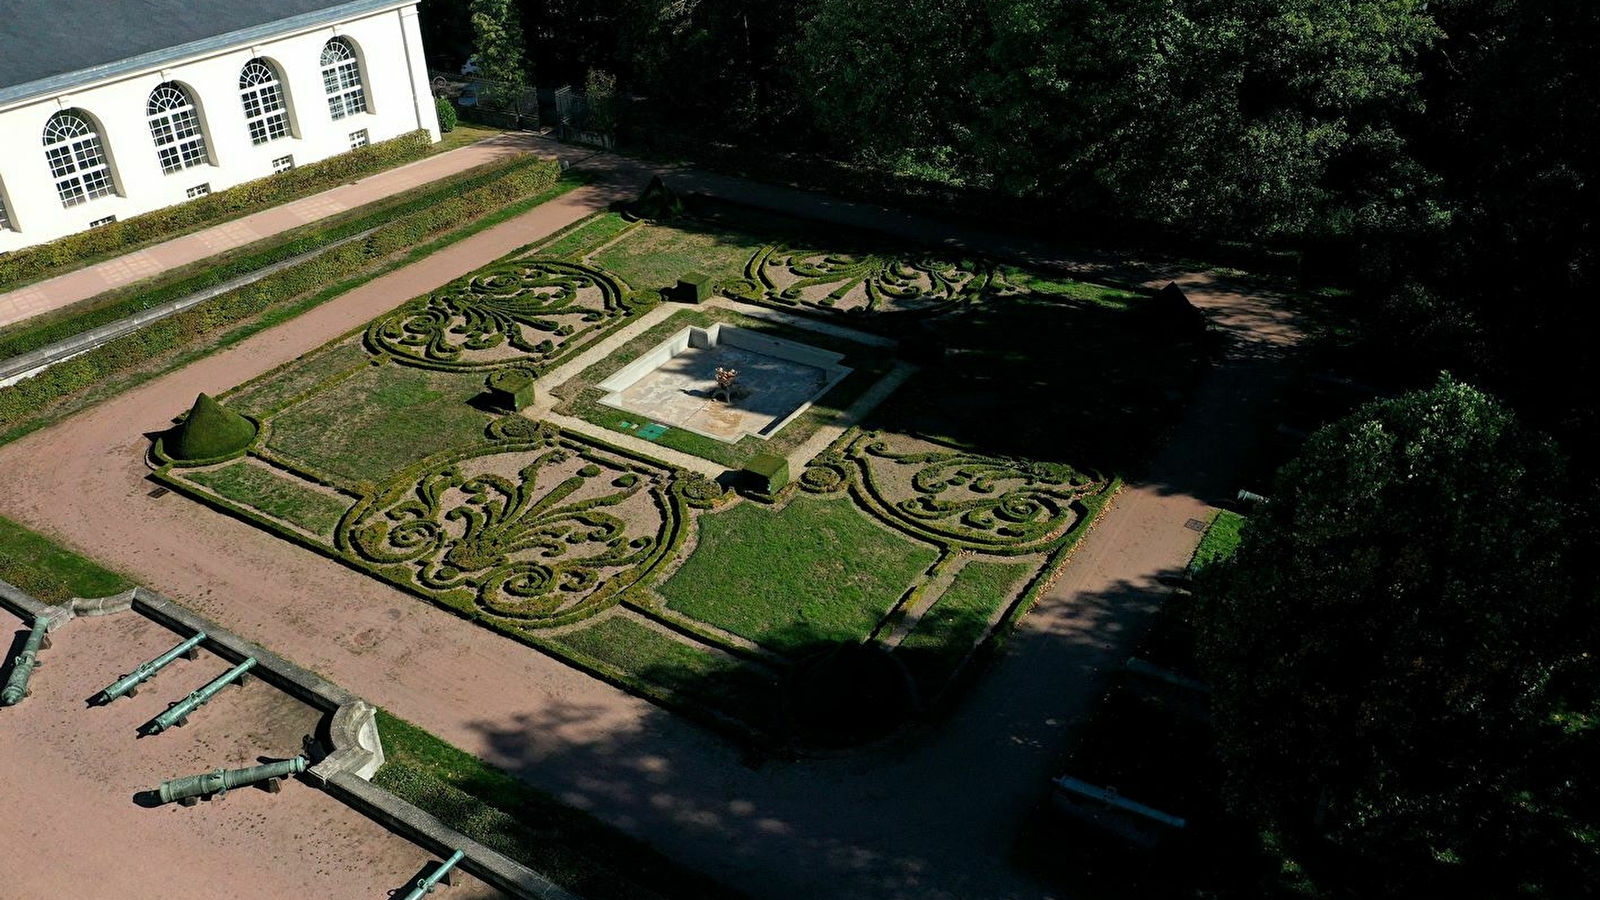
xmin=158 ymin=755 xmax=306 ymax=804
xmin=150 ymin=657 xmax=256 ymax=733
xmin=2 ymin=618 xmax=51 ymax=706
xmin=98 ymin=631 xmax=207 ymax=703
xmin=401 ymin=849 xmax=466 ymax=900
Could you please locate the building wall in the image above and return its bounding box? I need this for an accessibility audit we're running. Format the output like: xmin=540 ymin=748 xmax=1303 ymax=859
xmin=0 ymin=2 xmax=439 ymax=254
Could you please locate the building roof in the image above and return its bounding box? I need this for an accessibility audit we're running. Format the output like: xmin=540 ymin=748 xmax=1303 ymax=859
xmin=0 ymin=0 xmax=406 ymax=106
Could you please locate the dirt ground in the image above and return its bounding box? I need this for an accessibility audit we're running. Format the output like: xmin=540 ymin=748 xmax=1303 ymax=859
xmin=0 ymin=140 xmax=1305 ymax=900
xmin=0 ymin=607 xmax=503 ymax=900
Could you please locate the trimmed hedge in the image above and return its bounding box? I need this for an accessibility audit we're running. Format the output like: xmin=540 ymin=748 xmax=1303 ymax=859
xmin=0 ymin=130 xmax=433 ymax=289
xmin=164 ymin=393 xmax=257 ymax=461
xmin=0 ymin=153 xmax=548 ymax=364
xmin=435 ymin=97 xmax=458 ymax=133
xmin=743 ymin=453 xmax=789 ymax=494
xmin=0 ymin=155 xmax=562 ymax=433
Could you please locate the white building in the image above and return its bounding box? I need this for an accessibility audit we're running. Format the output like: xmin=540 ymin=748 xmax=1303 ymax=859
xmin=0 ymin=0 xmax=441 ymax=253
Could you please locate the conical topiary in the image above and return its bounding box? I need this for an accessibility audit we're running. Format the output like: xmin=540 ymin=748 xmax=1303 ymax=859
xmin=166 ymin=393 xmax=257 ymax=461
xmin=629 ymin=175 xmax=684 ymax=222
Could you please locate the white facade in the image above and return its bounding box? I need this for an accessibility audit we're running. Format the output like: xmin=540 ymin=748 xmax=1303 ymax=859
xmin=0 ymin=1 xmax=439 ymax=254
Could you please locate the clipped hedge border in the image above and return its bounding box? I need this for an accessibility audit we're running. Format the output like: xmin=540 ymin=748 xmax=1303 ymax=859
xmin=0 ymin=156 xmax=562 ymax=435
xmin=0 ymin=153 xmax=555 ymax=364
xmin=0 ymin=130 xmax=434 ymax=289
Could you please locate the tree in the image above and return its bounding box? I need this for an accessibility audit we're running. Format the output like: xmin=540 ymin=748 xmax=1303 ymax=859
xmin=1197 ymin=376 xmax=1598 ymax=895
xmin=469 ymin=0 xmax=530 ymax=85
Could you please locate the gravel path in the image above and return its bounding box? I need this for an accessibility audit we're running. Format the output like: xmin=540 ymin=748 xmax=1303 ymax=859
xmin=0 ymin=606 xmax=504 ymax=900
xmin=0 ymin=140 xmax=1304 ymax=900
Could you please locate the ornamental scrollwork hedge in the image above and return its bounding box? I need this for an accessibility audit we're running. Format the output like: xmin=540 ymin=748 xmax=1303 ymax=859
xmin=334 ymin=429 xmax=682 ymax=628
xmin=724 ymin=245 xmax=996 ymax=317
xmin=367 ymin=259 xmax=638 ymax=371
xmin=804 ymin=431 xmax=1110 ymax=555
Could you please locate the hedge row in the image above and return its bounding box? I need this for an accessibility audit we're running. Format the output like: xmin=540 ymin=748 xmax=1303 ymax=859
xmin=0 ymin=153 xmax=545 ymax=363
xmin=0 ymin=130 xmax=434 ymax=288
xmin=0 ymin=155 xmax=562 ymax=432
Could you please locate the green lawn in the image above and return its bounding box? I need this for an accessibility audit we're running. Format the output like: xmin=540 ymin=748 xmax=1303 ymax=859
xmin=427 ymin=122 xmax=506 ymax=156
xmin=265 ymin=363 xmax=492 ymax=486
xmin=592 ymin=221 xmax=763 ymax=293
xmin=182 ymin=461 xmax=352 ymax=536
xmin=659 ymin=497 xmax=938 ymax=654
xmin=0 ymin=515 xmax=132 ymax=603
xmin=373 ymin=711 xmax=751 ymax=900
xmin=895 ymin=558 xmax=1030 ymax=693
xmin=1190 ymin=509 xmax=1245 ymax=573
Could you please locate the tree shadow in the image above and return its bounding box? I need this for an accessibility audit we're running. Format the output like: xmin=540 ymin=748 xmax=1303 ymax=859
xmin=431 ymin=573 xmax=1182 ymax=900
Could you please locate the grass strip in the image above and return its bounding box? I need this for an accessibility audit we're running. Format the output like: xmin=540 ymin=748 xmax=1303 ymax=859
xmin=0 ymin=514 xmax=133 ymax=604
xmin=547 ymin=614 xmax=780 ymax=724
xmin=373 ymin=710 xmax=751 ymax=900
xmin=1189 ymin=509 xmax=1244 ymax=573
xmin=0 ymin=130 xmax=438 ymax=291
xmin=181 ymin=462 xmax=352 ymax=536
xmin=0 ymin=168 xmax=586 ymax=448
xmin=895 ymin=558 xmax=1030 ymax=693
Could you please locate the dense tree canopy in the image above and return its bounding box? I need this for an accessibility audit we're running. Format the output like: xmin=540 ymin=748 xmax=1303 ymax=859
xmin=1197 ymin=377 xmax=1599 ymax=895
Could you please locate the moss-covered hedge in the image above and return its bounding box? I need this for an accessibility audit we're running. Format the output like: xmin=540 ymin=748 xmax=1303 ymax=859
xmin=0 ymin=155 xmax=562 ymax=433
xmin=0 ymin=130 xmax=433 ymax=289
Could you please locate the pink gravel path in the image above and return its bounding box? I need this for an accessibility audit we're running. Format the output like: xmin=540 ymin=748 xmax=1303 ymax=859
xmin=0 ymin=143 xmax=1305 ymax=900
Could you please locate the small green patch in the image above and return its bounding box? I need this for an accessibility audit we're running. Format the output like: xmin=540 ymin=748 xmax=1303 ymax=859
xmin=548 ymin=614 xmax=778 ymax=720
xmin=660 ymin=497 xmax=937 ymax=654
xmin=1189 ymin=509 xmax=1245 ymax=573
xmin=896 ymin=558 xmax=1030 ymax=693
xmin=373 ymin=710 xmax=750 ymax=900
xmin=182 ymin=462 xmax=351 ymax=536
xmin=0 ymin=514 xmax=132 ymax=604
xmin=266 ymin=364 xmax=492 ymax=486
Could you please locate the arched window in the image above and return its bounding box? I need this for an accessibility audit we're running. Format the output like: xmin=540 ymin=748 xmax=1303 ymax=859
xmin=240 ymin=59 xmax=290 ymax=145
xmin=320 ymin=38 xmax=367 ymax=120
xmin=147 ymin=82 xmax=209 ymax=173
xmin=43 ymin=111 xmax=116 ymax=207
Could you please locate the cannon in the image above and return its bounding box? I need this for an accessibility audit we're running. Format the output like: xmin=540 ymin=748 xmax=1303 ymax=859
xmin=97 ymin=631 xmax=206 ymax=704
xmin=158 ymin=755 xmax=307 ymax=806
xmin=149 ymin=656 xmax=256 ymax=733
xmin=401 ymin=849 xmax=466 ymax=899
xmin=2 ymin=617 xmax=52 ymax=706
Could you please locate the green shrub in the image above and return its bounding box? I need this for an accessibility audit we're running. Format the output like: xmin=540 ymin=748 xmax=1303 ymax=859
xmin=165 ymin=394 xmax=257 ymax=461
xmin=0 ymin=130 xmax=433 ymax=289
xmin=676 ymin=271 xmax=713 ymax=303
xmin=435 ymin=97 xmax=458 ymax=133
xmin=742 ymin=453 xmax=790 ymax=494
xmin=485 ymin=368 xmax=537 ymax=411
xmin=627 ymin=175 xmax=684 ymax=222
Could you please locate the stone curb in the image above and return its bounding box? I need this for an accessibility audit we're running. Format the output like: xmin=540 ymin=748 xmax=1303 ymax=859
xmin=0 ymin=576 xmax=570 ymax=900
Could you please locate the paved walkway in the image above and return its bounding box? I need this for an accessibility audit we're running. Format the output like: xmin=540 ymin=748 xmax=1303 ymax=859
xmin=0 ymin=139 xmax=1305 ymax=900
xmin=0 ymin=133 xmax=554 ymax=328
